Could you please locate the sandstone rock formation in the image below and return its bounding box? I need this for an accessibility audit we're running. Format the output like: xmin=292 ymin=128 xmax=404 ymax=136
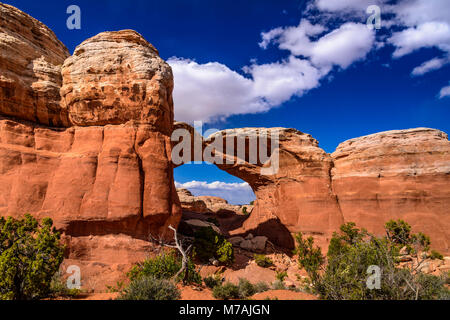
xmin=204 ymin=128 xmax=344 ymax=249
xmin=61 ymin=30 xmax=174 ymax=131
xmin=0 ymin=5 xmax=181 ymax=290
xmin=331 ymin=128 xmax=450 ymax=252
xmin=177 ymin=188 xmax=247 ymax=215
xmin=1 ymin=4 xmax=449 ymax=294
xmin=177 ymin=188 xmax=210 ymax=213
xmin=0 ymin=120 xmax=180 ymax=238
xmin=178 ymin=125 xmax=450 ymax=253
xmin=0 ymin=3 xmax=70 ymax=126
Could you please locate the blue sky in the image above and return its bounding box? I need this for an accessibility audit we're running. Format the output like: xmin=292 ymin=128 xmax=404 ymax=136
xmin=6 ymin=0 xmax=450 ymax=204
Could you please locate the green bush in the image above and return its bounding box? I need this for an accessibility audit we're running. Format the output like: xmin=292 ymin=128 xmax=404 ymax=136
xmin=385 ymin=219 xmax=431 ymax=253
xmin=128 ymin=251 xmax=201 ymax=285
xmin=276 ymin=271 xmax=288 ymax=282
xmin=50 ymin=272 xmax=81 ymax=298
xmin=294 ymin=221 xmax=450 ymax=300
xmin=118 ymin=276 xmax=180 ymax=300
xmin=430 ymin=250 xmax=444 ymax=260
xmin=212 ymin=282 xmax=240 ymax=300
xmin=385 ymin=219 xmax=412 ymax=246
xmin=193 ymin=227 xmax=234 ymax=265
xmin=254 ymin=254 xmax=273 ymax=268
xmin=254 ymin=281 xmax=270 ymax=293
xmin=203 ymin=275 xmax=222 ymax=289
xmin=0 ymin=214 xmax=65 ymax=300
xmin=272 ymin=280 xmax=286 ymax=290
xmin=242 ymin=207 xmax=248 ymax=215
xmin=237 ymin=278 xmax=257 ymax=298
xmin=212 ymin=279 xmax=267 ymax=300
xmin=293 ymin=232 xmax=324 ymax=287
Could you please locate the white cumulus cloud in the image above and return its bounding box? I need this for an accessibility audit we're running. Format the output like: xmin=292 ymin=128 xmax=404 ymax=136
xmin=168 ymin=58 xmax=268 ymax=123
xmin=385 ymin=0 xmax=450 ymax=80
xmin=260 ymin=21 xmax=375 ymax=69
xmin=169 ymin=0 xmax=450 ymax=124
xmin=389 ymin=22 xmax=450 ymax=58
xmin=315 ymin=0 xmax=387 ymax=12
xmin=169 ymin=56 xmax=323 ymax=123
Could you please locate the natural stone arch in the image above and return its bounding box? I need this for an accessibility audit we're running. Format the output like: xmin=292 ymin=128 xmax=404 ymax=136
xmin=171 ymin=123 xmax=450 ymax=254
xmin=171 ymin=122 xmax=344 ymax=249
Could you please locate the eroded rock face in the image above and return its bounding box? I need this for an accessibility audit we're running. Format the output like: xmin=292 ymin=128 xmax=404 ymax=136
xmin=331 ymin=128 xmax=450 ymax=252
xmin=179 ymin=125 xmax=449 ymax=253
xmin=177 ymin=188 xmax=210 ymax=213
xmin=205 ymin=128 xmax=344 ymax=249
xmin=0 ymin=119 xmax=181 ymax=240
xmin=0 ymin=5 xmax=181 ymax=292
xmin=176 ymin=188 xmax=246 ymax=215
xmin=61 ymin=30 xmax=174 ymax=131
xmin=0 ymin=4 xmax=70 ymax=126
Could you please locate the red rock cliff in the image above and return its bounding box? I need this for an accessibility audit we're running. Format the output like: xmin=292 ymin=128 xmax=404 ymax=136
xmin=0 ymin=4 xmax=181 ymax=290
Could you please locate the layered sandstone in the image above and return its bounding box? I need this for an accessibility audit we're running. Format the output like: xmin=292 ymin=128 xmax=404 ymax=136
xmin=177 ymin=188 xmax=210 ymax=213
xmin=177 ymin=188 xmax=247 ymax=215
xmin=0 ymin=119 xmax=180 ymax=238
xmin=1 ymin=4 xmax=450 ymax=294
xmin=61 ymin=30 xmax=174 ymax=131
xmin=0 ymin=5 xmax=181 ymax=290
xmin=331 ymin=128 xmax=450 ymax=252
xmin=178 ymin=125 xmax=449 ymax=253
xmin=204 ymin=128 xmax=344 ymax=248
xmin=0 ymin=4 xmax=70 ymax=126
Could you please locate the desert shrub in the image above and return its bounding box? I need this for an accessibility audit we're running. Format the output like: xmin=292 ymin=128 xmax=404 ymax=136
xmin=118 ymin=276 xmax=180 ymax=300
xmin=293 ymin=232 xmax=324 ymax=287
xmin=106 ymin=281 xmax=125 ymax=293
xmin=414 ymin=273 xmax=449 ymax=300
xmin=430 ymin=250 xmax=444 ymax=260
xmin=128 ymin=251 xmax=201 ymax=285
xmin=212 ymin=279 xmax=265 ymax=300
xmin=237 ymin=278 xmax=257 ymax=298
xmin=242 ymin=207 xmax=248 ymax=215
xmin=271 ymin=280 xmax=286 ymax=290
xmin=212 ymin=282 xmax=240 ymax=300
xmin=193 ymin=227 xmax=234 ymax=265
xmin=385 ymin=219 xmax=412 ymax=246
xmin=254 ymin=254 xmax=273 ymax=268
xmin=294 ymin=221 xmax=450 ymax=300
xmin=50 ymin=271 xmax=81 ymax=298
xmin=385 ymin=219 xmax=431 ymax=254
xmin=216 ymin=240 xmax=234 ymax=265
xmin=276 ymin=271 xmax=288 ymax=282
xmin=203 ymin=275 xmax=222 ymax=289
xmin=0 ymin=215 xmax=65 ymax=300
xmin=254 ymin=281 xmax=270 ymax=293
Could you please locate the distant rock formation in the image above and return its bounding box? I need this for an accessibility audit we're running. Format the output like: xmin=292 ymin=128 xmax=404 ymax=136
xmin=177 ymin=188 xmax=250 ymax=215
